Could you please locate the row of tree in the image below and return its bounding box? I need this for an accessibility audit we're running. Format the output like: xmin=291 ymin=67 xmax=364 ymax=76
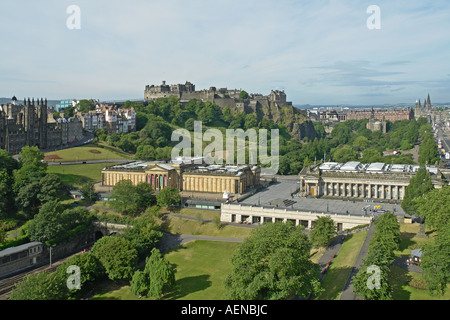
xmin=224 ymin=222 xmax=323 ymax=300
xmin=352 ymin=212 xmax=401 ymax=300
xmin=414 ymin=186 xmax=450 ymax=296
xmin=0 ymin=147 xmax=66 ymax=220
xmin=9 ymin=209 xmax=169 ymax=300
xmin=108 ymin=180 xmax=181 ymax=216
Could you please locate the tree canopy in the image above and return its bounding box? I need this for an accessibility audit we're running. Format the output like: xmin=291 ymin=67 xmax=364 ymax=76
xmin=225 ymin=222 xmax=321 ymax=300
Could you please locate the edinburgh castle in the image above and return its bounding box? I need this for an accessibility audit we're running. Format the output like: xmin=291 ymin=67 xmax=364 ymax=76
xmin=145 ymin=81 xmax=317 ymax=140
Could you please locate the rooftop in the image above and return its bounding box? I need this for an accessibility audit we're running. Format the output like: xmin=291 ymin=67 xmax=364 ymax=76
xmin=316 ymin=161 xmax=436 ymax=174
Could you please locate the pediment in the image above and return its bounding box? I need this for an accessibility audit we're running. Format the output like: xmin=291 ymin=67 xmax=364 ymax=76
xmin=145 ymin=164 xmax=174 ymax=173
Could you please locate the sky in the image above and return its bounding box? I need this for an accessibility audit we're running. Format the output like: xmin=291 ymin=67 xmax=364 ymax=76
xmin=1 ymin=0 xmax=450 ymax=105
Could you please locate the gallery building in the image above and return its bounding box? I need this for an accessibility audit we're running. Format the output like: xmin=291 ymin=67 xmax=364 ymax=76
xmin=298 ymin=161 xmax=443 ymax=203
xmin=101 ymin=157 xmax=261 ymax=196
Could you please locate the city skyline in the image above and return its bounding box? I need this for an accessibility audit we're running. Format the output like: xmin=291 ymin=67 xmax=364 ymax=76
xmin=1 ymin=1 xmax=450 ymax=105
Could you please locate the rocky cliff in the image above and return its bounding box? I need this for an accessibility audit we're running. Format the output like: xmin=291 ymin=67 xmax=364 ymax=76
xmin=229 ymin=98 xmax=317 ymax=141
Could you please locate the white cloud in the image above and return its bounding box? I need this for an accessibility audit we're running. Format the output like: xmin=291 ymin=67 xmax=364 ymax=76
xmin=0 ymin=0 xmax=449 ymax=104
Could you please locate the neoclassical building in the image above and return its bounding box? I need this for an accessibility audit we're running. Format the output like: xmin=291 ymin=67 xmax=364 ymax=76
xmin=299 ymin=161 xmax=443 ymax=203
xmin=101 ymin=158 xmax=261 ymax=195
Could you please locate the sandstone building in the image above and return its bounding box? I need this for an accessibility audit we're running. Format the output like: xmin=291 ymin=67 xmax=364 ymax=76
xmin=299 ymin=161 xmax=443 ymax=203
xmin=101 ymin=158 xmax=261 ymax=196
xmin=345 ymin=107 xmax=414 ymax=122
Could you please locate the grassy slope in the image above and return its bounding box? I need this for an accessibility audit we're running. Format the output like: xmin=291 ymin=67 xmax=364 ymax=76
xmin=91 ymin=240 xmax=240 ymax=300
xmin=47 ymin=163 xmax=119 ymax=187
xmin=44 ymin=144 xmax=128 ymax=162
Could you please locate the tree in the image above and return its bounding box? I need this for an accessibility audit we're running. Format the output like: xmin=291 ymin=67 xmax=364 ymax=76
xmin=135 ymin=182 xmax=156 ymax=211
xmin=184 ymin=118 xmax=196 ymax=131
xmin=418 ymin=134 xmax=439 ymax=166
xmin=90 ymin=236 xmax=138 ymax=281
xmin=156 ymin=187 xmax=181 ymax=207
xmin=80 ymin=181 xmax=98 ymax=201
xmin=144 ymin=248 xmax=176 ymax=298
xmin=122 ymin=212 xmax=163 ymax=260
xmin=0 ymin=149 xmax=19 ymax=174
xmin=55 ymin=252 xmax=104 ymax=297
xmin=110 ymin=180 xmax=139 ymax=215
xmin=0 ymin=170 xmax=15 ymax=219
xmin=244 ymin=114 xmax=258 ymax=130
xmin=9 ymin=271 xmax=69 ymax=300
xmin=414 ymin=186 xmax=450 ymax=232
xmin=352 ymin=136 xmax=370 ymax=151
xmin=75 ymin=99 xmax=95 ymax=113
xmin=239 ymin=90 xmax=249 ymax=99
xmin=28 ymin=201 xmax=64 ymax=243
xmin=130 ymin=270 xmax=149 ymax=297
xmin=38 ymin=174 xmax=64 ymax=203
xmin=18 ymin=146 xmax=46 ymax=166
xmin=420 ymin=224 xmax=450 ymax=296
xmin=401 ymin=168 xmax=434 ymax=216
xmin=28 ymin=202 xmax=93 ymax=245
xmin=332 ymin=145 xmax=357 ymax=163
xmin=225 ymin=223 xmax=321 ymax=300
xmin=352 ymin=264 xmax=393 ymax=300
xmin=352 ymin=212 xmax=400 ymax=300
xmin=309 ymin=216 xmax=336 ymax=248
xmin=135 ymin=145 xmax=156 ymax=161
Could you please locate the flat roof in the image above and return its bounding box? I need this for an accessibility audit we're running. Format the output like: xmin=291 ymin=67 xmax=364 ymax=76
xmin=317 ymin=162 xmax=438 ymax=175
xmin=340 ymin=161 xmax=363 ymax=171
xmin=366 ymin=163 xmax=386 ymax=171
xmin=0 ymin=242 xmax=42 ymax=258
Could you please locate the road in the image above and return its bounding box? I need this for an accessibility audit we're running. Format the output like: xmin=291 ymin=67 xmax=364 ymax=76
xmin=436 ymin=123 xmax=450 ymax=168
xmin=46 ymin=159 xmax=130 ymax=166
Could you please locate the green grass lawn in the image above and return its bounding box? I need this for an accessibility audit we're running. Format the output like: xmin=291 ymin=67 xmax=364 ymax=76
xmin=44 ymin=144 xmax=128 ymax=162
xmin=316 ymin=231 xmax=367 ymax=300
xmin=162 ymin=214 xmax=253 ymax=238
xmin=47 ymin=162 xmax=120 ymax=187
xmin=91 ymin=240 xmax=240 ymax=300
xmin=389 ymin=222 xmax=450 ymax=300
xmin=389 ymin=265 xmax=450 ymax=300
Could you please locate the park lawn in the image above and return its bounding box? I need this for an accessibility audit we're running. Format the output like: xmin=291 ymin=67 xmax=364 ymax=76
xmin=47 ymin=163 xmax=119 ymax=187
xmin=160 ymin=208 xmax=221 ymax=220
xmin=389 ymin=222 xmax=450 ymax=300
xmin=91 ymin=240 xmax=240 ymax=300
xmin=389 ymin=265 xmax=450 ymax=300
xmin=164 ymin=240 xmax=240 ymax=300
xmin=44 ymin=144 xmax=128 ymax=162
xmin=316 ymin=231 xmax=368 ymax=300
xmin=395 ymin=222 xmax=437 ymax=256
xmin=163 ymin=215 xmax=253 ymax=238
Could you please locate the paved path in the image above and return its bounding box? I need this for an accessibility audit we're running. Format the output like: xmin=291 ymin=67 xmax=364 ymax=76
xmin=339 ymin=222 xmax=376 ymax=300
xmin=317 ymin=234 xmax=346 ymax=281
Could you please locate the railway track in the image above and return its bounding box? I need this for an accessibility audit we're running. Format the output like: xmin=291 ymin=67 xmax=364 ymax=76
xmin=0 ymin=263 xmax=59 ymax=299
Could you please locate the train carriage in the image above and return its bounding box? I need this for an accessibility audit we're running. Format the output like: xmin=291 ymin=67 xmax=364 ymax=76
xmin=0 ymin=242 xmax=44 ymax=278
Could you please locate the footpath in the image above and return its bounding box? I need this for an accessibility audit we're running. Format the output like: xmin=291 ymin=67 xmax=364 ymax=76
xmin=339 ymin=222 xmax=376 ymax=300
